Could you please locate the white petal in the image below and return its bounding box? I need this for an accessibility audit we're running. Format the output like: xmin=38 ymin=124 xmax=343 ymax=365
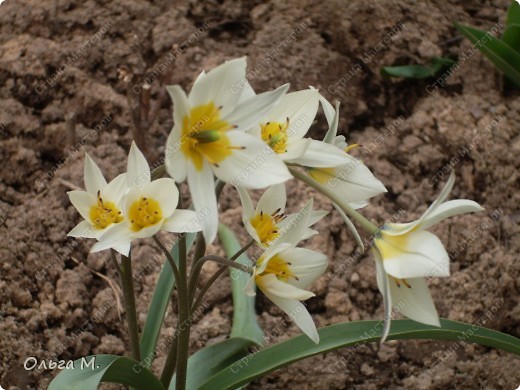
xmin=84 ymin=153 xmax=107 ymax=195
xmin=275 ymin=199 xmax=313 ymax=246
xmin=322 ymin=100 xmax=340 ymax=144
xmin=276 ymin=247 xmax=328 ymax=290
xmin=243 ymin=273 xmax=257 ymax=297
xmin=188 ymin=57 xmax=247 ymax=117
xmin=67 ymin=220 xmax=99 ymax=239
xmin=68 ymin=191 xmax=96 ymax=221
xmin=187 ymin=161 xmax=218 ymax=243
xmin=256 ymin=184 xmax=286 ymax=215
xmin=127 ymin=141 xmax=151 ymax=189
xmin=224 ymin=84 xmax=290 ymax=132
xmin=255 ymin=242 xmax=292 ymax=274
xmin=91 ymin=223 xmax=132 ymax=254
xmin=238 ymin=79 xmax=256 ymax=103
xmin=112 ymin=242 xmax=131 ymax=257
xmin=280 ymin=138 xmax=310 ymax=161
xmin=260 ymin=284 xmax=320 ymax=343
xmin=264 ymin=89 xmax=319 ymax=141
xmin=102 ymin=173 xmax=128 ymax=204
xmin=131 ymin=222 xmax=164 ymax=239
xmin=163 ymin=209 xmax=203 ymax=233
xmin=141 ymin=178 xmax=179 ymax=218
xmin=212 ymin=130 xmax=292 ymax=189
xmin=257 ymin=273 xmax=315 ymax=300
xmin=165 ymin=85 xmax=190 ymax=183
xmin=310 ymin=157 xmax=387 ymax=203
xmin=374 ymin=249 xmax=392 ymax=342
xmin=236 ymin=186 xmax=254 ymax=219
xmin=419 ymin=199 xmax=485 ymax=231
xmin=289 ymin=140 xmax=350 ymax=168
xmin=381 ymin=230 xmax=450 ymax=279
xmin=388 ymin=276 xmax=440 ymax=327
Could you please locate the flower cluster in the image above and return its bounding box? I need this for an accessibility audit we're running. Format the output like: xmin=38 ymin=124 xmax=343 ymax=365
xmin=68 ymin=57 xmax=483 ymax=344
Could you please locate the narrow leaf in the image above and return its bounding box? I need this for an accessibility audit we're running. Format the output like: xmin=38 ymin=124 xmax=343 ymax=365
xmin=218 ymin=223 xmax=264 ymax=345
xmin=199 ymin=319 xmax=520 ymax=390
xmin=381 ymin=57 xmax=455 ymax=79
xmin=169 ymin=338 xmax=253 ymax=390
xmin=456 ymin=22 xmax=520 ymax=87
xmin=48 ymin=355 xmax=164 ymax=390
xmin=502 ymin=1 xmax=520 ymax=52
xmin=140 ymin=233 xmax=196 ymax=366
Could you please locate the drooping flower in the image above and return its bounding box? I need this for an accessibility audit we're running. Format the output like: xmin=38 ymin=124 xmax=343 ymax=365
xmin=244 ymin=243 xmax=328 ymax=343
xmin=165 ymin=57 xmax=292 ymax=244
xmin=91 ymin=142 xmax=202 ymax=256
xmin=373 ymin=172 xmax=484 ymax=340
xmin=67 ymin=153 xmax=128 ymax=249
xmin=236 ymin=184 xmax=327 ymax=248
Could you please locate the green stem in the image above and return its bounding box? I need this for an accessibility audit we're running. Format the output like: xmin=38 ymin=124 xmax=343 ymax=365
xmin=289 ymin=167 xmax=380 ymax=235
xmin=119 ymin=252 xmax=141 ymax=361
xmin=190 ymin=239 xmax=255 ymax=314
xmin=175 ymin=233 xmax=190 ymax=390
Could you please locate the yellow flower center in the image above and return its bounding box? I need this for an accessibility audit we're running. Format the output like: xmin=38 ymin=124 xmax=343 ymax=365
xmin=250 ymin=209 xmax=286 ymax=246
xmin=181 ymin=102 xmax=239 ymax=170
xmin=260 ymin=118 xmax=289 ymax=154
xmin=257 ymin=254 xmax=297 ymax=282
xmin=128 ymin=197 xmax=163 ymax=232
xmin=89 ymin=191 xmax=123 ymax=230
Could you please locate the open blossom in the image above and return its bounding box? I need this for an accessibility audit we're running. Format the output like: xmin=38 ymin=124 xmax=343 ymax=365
xmin=91 ymin=142 xmax=202 ymax=256
xmin=249 ymin=88 xmax=347 ymax=167
xmin=67 ymin=153 xmax=127 ymax=246
xmin=373 ymin=172 xmax=484 ymax=340
xmin=165 ymin=57 xmax=292 ymax=244
xmin=237 ymin=184 xmax=327 ymax=248
xmin=244 ymin=242 xmax=328 ymax=343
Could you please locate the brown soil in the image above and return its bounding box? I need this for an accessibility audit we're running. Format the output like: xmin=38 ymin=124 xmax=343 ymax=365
xmin=1 ymin=0 xmax=519 ymax=389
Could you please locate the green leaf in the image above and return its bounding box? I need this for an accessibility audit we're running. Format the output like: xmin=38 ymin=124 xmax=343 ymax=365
xmin=502 ymin=1 xmax=520 ymax=52
xmin=169 ymin=338 xmax=253 ymax=390
xmin=48 ymin=355 xmax=164 ymax=390
xmin=218 ymin=223 xmax=264 ymax=345
xmin=140 ymin=233 xmax=197 ymax=367
xmin=199 ymin=319 xmax=520 ymax=390
xmin=455 ymin=22 xmax=520 ymax=87
xmin=381 ymin=57 xmax=455 ymax=79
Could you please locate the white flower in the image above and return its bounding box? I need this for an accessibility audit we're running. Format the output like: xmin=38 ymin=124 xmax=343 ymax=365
xmin=373 ymin=172 xmax=484 ymax=340
xmin=249 ymin=88 xmax=347 ymax=167
xmin=165 ymin=57 xmax=292 ymax=243
xmin=67 ymin=154 xmax=127 ymax=243
xmin=91 ymin=142 xmax=202 ymax=256
xmin=237 ymin=184 xmax=327 ymax=248
xmin=244 ymin=243 xmax=328 ymax=343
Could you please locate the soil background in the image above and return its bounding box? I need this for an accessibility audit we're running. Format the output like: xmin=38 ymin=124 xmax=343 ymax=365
xmin=1 ymin=0 xmax=519 ymax=389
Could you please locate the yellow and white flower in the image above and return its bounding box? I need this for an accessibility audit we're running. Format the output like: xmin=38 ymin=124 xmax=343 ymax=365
xmin=237 ymin=184 xmax=327 ymax=248
xmin=91 ymin=142 xmax=202 ymax=256
xmin=250 ymin=88 xmax=347 ymax=167
xmin=244 ymin=243 xmax=328 ymax=343
xmin=373 ymin=172 xmax=484 ymax=339
xmin=67 ymin=153 xmax=127 ymax=245
xmin=165 ymin=57 xmax=292 ymax=244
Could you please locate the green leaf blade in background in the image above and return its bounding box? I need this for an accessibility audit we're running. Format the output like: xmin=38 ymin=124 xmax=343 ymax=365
xmin=455 ymin=22 xmax=520 ymax=87
xmin=218 ymin=223 xmax=264 ymax=345
xmin=48 ymin=355 xmax=164 ymax=390
xmin=140 ymin=233 xmax=197 ymax=367
xmin=169 ymin=337 xmax=253 ymax=390
xmin=199 ymin=319 xmax=520 ymax=390
xmin=381 ymin=57 xmax=455 ymax=79
xmin=502 ymin=0 xmax=520 ymax=52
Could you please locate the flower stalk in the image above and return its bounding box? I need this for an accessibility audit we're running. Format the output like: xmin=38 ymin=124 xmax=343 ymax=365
xmin=119 ymin=253 xmax=141 ymax=362
xmin=288 ymin=167 xmax=379 ymax=235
